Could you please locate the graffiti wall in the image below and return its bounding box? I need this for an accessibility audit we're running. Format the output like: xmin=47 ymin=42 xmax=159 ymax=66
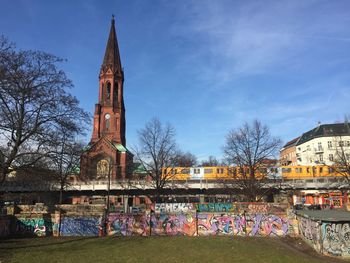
xmin=0 ymin=216 xmax=11 ymax=237
xmin=298 ymin=217 xmax=321 ymax=251
xmin=1 ymin=203 xmax=293 ymax=238
xmin=297 ymin=215 xmax=350 ymax=258
xmin=197 ymin=213 xmax=289 ymax=236
xmin=60 ymin=216 xmax=102 ymax=236
xmin=151 ymin=213 xmax=196 ymax=236
xmin=322 ymin=222 xmax=350 ymax=257
xmin=107 ymin=213 xmax=149 ymax=236
xmin=16 ymin=216 xmax=53 ymax=236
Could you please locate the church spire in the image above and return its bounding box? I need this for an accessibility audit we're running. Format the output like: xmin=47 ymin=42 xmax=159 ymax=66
xmin=102 ymin=15 xmax=123 ymax=74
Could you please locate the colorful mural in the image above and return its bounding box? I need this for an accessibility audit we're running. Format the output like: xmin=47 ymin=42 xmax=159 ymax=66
xmin=151 ymin=213 xmax=196 ymax=236
xmin=16 ymin=217 xmax=52 ymax=236
xmin=107 ymin=213 xmax=149 ymax=236
xmin=197 ymin=213 xmax=289 ymax=236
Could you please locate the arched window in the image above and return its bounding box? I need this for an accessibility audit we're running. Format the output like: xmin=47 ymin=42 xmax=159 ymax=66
xmin=106 ymin=82 xmax=111 ymax=100
xmin=96 ymin=159 xmax=109 ymax=179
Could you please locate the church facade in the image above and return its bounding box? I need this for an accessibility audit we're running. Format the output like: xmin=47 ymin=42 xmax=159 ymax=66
xmin=80 ymin=17 xmax=133 ymax=182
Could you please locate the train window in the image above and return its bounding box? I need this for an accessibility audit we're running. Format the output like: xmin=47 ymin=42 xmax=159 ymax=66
xmin=282 ymin=168 xmax=291 ymax=173
xmin=194 ymin=168 xmax=200 ymax=174
xmin=181 ymin=169 xmax=190 ymax=174
xmin=295 ymin=168 xmax=302 ymax=173
xmin=216 ymin=168 xmax=224 ymax=174
xmin=306 ymin=167 xmax=310 ymax=173
xmin=329 ymin=167 xmax=334 ymax=173
xmin=319 ymin=167 xmax=323 ymax=173
xmin=204 ymin=169 xmax=213 ymax=174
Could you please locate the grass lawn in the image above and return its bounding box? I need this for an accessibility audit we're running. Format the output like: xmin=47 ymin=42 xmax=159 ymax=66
xmin=0 ymin=236 xmax=345 ymax=263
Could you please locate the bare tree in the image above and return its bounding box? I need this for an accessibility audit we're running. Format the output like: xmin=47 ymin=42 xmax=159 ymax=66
xmin=200 ymin=155 xmax=220 ymax=166
xmin=133 ymin=118 xmax=178 ymax=202
xmin=0 ymin=36 xmax=89 ymax=185
xmin=330 ymin=135 xmax=350 ymax=183
xmin=223 ymin=120 xmax=282 ymax=201
xmin=172 ymin=150 xmax=197 ymax=167
xmin=47 ymin=128 xmax=86 ymax=205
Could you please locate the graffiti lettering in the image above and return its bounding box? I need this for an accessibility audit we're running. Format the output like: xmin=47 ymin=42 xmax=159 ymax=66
xmin=154 ymin=203 xmax=195 ymax=214
xmin=196 ymin=203 xmax=234 ymax=213
xmin=247 ymin=204 xmax=268 ymax=214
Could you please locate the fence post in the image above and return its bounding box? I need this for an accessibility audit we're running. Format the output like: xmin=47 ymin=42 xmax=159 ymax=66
xmin=243 ymin=210 xmax=247 ymax=236
xmin=149 ymin=207 xmax=153 ymax=237
xmin=196 ymin=209 xmax=199 ymax=236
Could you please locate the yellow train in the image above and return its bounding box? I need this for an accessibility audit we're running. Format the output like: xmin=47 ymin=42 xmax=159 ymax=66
xmin=162 ymin=165 xmax=345 ymax=180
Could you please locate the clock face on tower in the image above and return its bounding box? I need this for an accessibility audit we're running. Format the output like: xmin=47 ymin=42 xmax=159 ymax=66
xmin=105 ymin=114 xmax=110 ymax=120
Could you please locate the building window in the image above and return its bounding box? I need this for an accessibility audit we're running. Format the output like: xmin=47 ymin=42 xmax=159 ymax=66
xmin=319 ymin=154 xmax=323 ymax=163
xmin=318 ymin=142 xmax=323 ymax=151
xmin=329 ymin=154 xmax=334 ymax=161
xmin=114 ymin=82 xmax=118 ymax=102
xmin=347 ymin=141 xmax=350 ymax=147
xmin=339 ymin=141 xmax=344 ymax=147
xmin=307 ymin=145 xmax=310 ymax=151
xmin=346 ymin=153 xmax=350 ymax=161
xmin=328 ymin=141 xmax=332 ymax=149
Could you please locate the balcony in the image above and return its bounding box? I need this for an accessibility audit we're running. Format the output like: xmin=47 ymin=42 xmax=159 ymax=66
xmin=314 ymin=147 xmax=324 ymax=153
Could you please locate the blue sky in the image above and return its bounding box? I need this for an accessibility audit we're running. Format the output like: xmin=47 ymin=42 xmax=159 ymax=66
xmin=1 ymin=0 xmax=350 ymax=161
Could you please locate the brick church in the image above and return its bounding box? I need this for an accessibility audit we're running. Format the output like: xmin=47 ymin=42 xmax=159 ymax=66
xmin=80 ymin=16 xmax=133 ymax=181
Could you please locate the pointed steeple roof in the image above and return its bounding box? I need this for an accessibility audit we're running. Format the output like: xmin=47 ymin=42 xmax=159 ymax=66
xmin=101 ymin=15 xmax=123 ymax=74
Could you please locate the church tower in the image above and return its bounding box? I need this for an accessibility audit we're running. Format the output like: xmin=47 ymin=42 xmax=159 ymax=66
xmin=81 ymin=16 xmax=132 ymax=181
xmin=92 ymin=15 xmax=126 ymax=146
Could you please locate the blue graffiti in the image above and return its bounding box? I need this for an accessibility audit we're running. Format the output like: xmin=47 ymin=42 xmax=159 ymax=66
xmin=60 ymin=217 xmax=102 ymax=236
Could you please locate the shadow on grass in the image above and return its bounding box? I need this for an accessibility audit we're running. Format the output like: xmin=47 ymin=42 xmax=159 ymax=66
xmin=0 ymin=236 xmax=97 ymax=250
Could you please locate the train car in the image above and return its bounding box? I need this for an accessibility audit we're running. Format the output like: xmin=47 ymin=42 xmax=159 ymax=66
xmin=281 ymin=165 xmax=343 ymax=179
xmin=162 ymin=164 xmax=346 ymax=181
xmin=162 ymin=165 xmax=279 ymax=181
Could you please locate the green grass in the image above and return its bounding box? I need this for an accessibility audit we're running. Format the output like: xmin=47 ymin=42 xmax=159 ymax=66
xmin=0 ymin=236 xmax=343 ymax=263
